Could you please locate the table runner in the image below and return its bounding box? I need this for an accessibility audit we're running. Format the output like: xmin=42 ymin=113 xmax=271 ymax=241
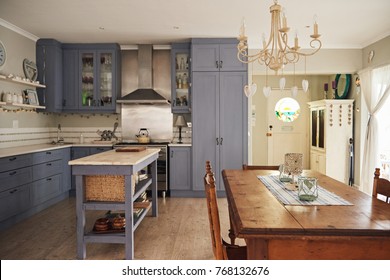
xmin=258 ymin=175 xmax=353 ymax=206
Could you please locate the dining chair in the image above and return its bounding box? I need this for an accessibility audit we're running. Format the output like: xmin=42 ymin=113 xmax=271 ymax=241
xmin=204 ymin=161 xmax=247 ymax=260
xmin=373 ymin=168 xmax=390 ymax=203
xmin=242 ymin=164 xmax=279 ymax=170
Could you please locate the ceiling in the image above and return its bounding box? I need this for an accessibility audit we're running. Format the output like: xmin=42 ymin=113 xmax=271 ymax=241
xmin=1 ymin=0 xmax=389 ymax=49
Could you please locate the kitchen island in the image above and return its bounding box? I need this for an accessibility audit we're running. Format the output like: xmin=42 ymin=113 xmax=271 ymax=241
xmin=68 ymin=148 xmax=160 ymax=260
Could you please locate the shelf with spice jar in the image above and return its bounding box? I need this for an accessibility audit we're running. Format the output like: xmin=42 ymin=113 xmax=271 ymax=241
xmin=171 ymin=43 xmax=191 ymax=113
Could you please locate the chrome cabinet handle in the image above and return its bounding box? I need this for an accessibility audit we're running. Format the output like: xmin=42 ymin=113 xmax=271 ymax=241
xmin=220 ymin=137 xmax=223 ymax=145
xmin=171 ymin=150 xmax=174 ymax=158
xmin=219 ymin=61 xmax=223 ymax=68
xmin=216 ymin=138 xmax=219 ymax=145
xmin=215 ymin=61 xmax=219 ymax=69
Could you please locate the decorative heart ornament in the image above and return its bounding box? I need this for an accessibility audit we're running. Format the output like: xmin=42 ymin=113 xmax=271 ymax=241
xmin=263 ymin=86 xmax=271 ymax=98
xmin=279 ymin=77 xmax=286 ymax=90
xmin=244 ymin=83 xmax=257 ymax=98
xmin=291 ymin=86 xmax=298 ymax=97
xmin=302 ymin=79 xmax=309 ymax=92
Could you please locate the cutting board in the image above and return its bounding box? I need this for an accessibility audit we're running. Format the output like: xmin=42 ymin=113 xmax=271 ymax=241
xmin=115 ymin=147 xmax=146 ymax=152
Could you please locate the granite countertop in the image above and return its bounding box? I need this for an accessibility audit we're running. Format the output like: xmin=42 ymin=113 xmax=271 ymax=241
xmin=0 ymin=142 xmax=114 ymax=159
xmin=68 ymin=148 xmax=160 ymax=166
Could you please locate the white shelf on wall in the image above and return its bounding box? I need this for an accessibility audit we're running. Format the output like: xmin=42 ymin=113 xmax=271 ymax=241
xmin=0 ymin=101 xmax=45 ymax=110
xmin=0 ymin=74 xmax=46 ymax=88
xmin=1 ymin=74 xmax=46 ymax=110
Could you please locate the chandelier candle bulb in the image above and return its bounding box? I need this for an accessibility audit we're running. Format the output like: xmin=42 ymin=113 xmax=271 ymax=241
xmin=282 ymin=9 xmax=287 ymax=29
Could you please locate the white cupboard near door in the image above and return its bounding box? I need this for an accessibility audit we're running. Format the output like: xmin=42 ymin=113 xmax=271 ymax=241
xmin=308 ymin=99 xmax=354 ymax=184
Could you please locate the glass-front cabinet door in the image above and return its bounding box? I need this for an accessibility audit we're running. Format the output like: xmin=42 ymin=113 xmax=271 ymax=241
xmin=171 ymin=43 xmax=191 ymax=113
xmin=80 ymin=50 xmax=115 ymax=111
xmin=98 ymin=52 xmax=114 ymax=107
xmin=81 ymin=52 xmax=95 ymax=107
xmin=310 ymin=107 xmax=325 ymax=150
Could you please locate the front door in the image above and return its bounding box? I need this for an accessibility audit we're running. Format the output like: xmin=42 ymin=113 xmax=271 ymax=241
xmin=266 ymin=89 xmax=309 ymax=168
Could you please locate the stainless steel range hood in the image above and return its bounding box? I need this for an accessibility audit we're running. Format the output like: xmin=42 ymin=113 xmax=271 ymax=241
xmin=117 ymin=45 xmax=170 ymax=104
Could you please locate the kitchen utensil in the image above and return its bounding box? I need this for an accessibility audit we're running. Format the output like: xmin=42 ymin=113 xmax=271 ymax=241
xmin=135 ymin=128 xmax=150 ymax=143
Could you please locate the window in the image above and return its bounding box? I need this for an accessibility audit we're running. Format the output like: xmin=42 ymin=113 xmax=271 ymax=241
xmin=274 ymin=97 xmax=300 ymax=122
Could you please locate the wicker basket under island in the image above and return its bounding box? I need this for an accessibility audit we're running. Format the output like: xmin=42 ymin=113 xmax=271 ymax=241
xmin=68 ymin=148 xmax=160 ymax=260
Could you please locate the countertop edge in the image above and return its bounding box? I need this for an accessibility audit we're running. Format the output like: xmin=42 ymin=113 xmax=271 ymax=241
xmin=0 ymin=143 xmax=113 ymax=158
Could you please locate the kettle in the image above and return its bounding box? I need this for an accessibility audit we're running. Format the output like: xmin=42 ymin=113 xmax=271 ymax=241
xmin=136 ymin=128 xmax=150 ymax=143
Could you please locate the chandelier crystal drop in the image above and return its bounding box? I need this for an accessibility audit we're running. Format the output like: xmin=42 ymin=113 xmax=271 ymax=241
xmin=237 ymin=0 xmax=322 ymax=73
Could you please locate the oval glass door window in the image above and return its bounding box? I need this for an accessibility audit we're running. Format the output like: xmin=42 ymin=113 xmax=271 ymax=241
xmin=275 ymin=97 xmax=300 ymax=122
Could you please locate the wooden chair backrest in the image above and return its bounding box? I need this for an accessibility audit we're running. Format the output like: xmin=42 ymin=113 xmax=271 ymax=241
xmin=373 ymin=168 xmax=390 ymax=203
xmin=204 ymin=161 xmax=225 ymax=260
xmin=242 ymin=164 xmax=279 ymax=170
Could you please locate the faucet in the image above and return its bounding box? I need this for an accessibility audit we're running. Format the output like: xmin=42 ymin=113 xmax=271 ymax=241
xmin=57 ymin=124 xmax=64 ymax=143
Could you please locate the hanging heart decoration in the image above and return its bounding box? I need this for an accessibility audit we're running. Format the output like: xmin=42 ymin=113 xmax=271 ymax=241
xmin=302 ymin=79 xmax=309 ymax=92
xmin=263 ymin=86 xmax=271 ymax=98
xmin=291 ymin=86 xmax=298 ymax=97
xmin=244 ymin=83 xmax=257 ymax=98
xmin=279 ymin=77 xmax=286 ymax=90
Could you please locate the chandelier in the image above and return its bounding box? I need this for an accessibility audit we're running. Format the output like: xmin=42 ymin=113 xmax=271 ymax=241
xmin=237 ymin=0 xmax=322 ymax=74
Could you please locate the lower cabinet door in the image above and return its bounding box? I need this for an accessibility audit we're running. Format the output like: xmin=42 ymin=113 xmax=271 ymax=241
xmin=0 ymin=184 xmax=31 ymax=221
xmin=31 ymin=174 xmax=62 ymax=206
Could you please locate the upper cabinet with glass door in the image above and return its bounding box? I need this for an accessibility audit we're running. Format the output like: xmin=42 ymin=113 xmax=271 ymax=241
xmin=62 ymin=43 xmax=120 ymax=113
xmin=171 ymin=43 xmax=191 ymax=113
xmin=79 ymin=46 xmax=120 ymax=112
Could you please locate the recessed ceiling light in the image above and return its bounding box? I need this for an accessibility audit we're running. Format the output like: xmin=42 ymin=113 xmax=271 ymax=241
xmin=99 ymin=27 xmax=105 ymax=30
xmin=173 ymin=26 xmax=179 ymax=30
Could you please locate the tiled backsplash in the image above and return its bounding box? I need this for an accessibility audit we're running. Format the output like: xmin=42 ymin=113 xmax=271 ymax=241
xmin=0 ymin=126 xmax=123 ymax=149
xmin=171 ymin=126 xmax=192 ymax=144
xmin=0 ymin=125 xmax=193 ymax=148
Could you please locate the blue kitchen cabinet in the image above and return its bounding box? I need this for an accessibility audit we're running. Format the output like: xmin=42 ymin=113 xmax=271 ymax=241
xmin=191 ymin=38 xmax=247 ymax=72
xmin=0 ymin=154 xmax=33 ymax=223
xmin=0 ymin=148 xmax=71 ymax=230
xmin=191 ymin=39 xmax=247 ymax=193
xmin=169 ymin=146 xmax=191 ymax=196
xmin=36 ymin=39 xmax=63 ymax=112
xmin=171 ymin=43 xmax=191 ymax=113
xmin=62 ymin=43 xmax=121 ymax=113
xmin=62 ymin=48 xmax=79 ymax=110
xmin=192 ymin=71 xmax=247 ymax=191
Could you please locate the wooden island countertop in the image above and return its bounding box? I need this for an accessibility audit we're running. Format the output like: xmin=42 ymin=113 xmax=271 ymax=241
xmin=68 ymin=148 xmax=160 ymax=166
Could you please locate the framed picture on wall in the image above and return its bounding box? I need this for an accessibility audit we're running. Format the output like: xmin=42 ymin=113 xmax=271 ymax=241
xmin=24 ymin=89 xmax=39 ymax=105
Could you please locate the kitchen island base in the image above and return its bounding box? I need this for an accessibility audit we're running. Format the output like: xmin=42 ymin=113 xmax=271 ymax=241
xmin=70 ymin=148 xmax=159 ymax=260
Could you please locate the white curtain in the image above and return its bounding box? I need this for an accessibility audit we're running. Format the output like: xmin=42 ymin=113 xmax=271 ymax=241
xmin=360 ymin=64 xmax=390 ymax=194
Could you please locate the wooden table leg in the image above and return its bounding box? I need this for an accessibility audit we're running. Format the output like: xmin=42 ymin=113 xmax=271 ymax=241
xmin=245 ymin=238 xmax=269 ymax=260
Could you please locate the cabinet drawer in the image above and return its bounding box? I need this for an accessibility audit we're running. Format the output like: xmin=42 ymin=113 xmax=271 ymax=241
xmin=0 ymin=166 xmax=33 ymax=193
xmin=0 ymin=184 xmax=31 ymax=221
xmin=0 ymin=154 xmax=32 ymax=173
xmin=31 ymin=174 xmax=62 ymax=206
xmin=32 ymin=149 xmax=63 ymax=164
xmin=33 ymin=159 xmax=62 ymax=181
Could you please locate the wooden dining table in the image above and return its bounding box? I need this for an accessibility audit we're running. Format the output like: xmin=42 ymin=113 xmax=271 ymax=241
xmin=222 ymin=169 xmax=390 ymax=260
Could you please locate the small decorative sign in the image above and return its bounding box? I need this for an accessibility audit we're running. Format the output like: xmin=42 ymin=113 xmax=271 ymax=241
xmin=23 ymin=59 xmax=38 ymax=81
